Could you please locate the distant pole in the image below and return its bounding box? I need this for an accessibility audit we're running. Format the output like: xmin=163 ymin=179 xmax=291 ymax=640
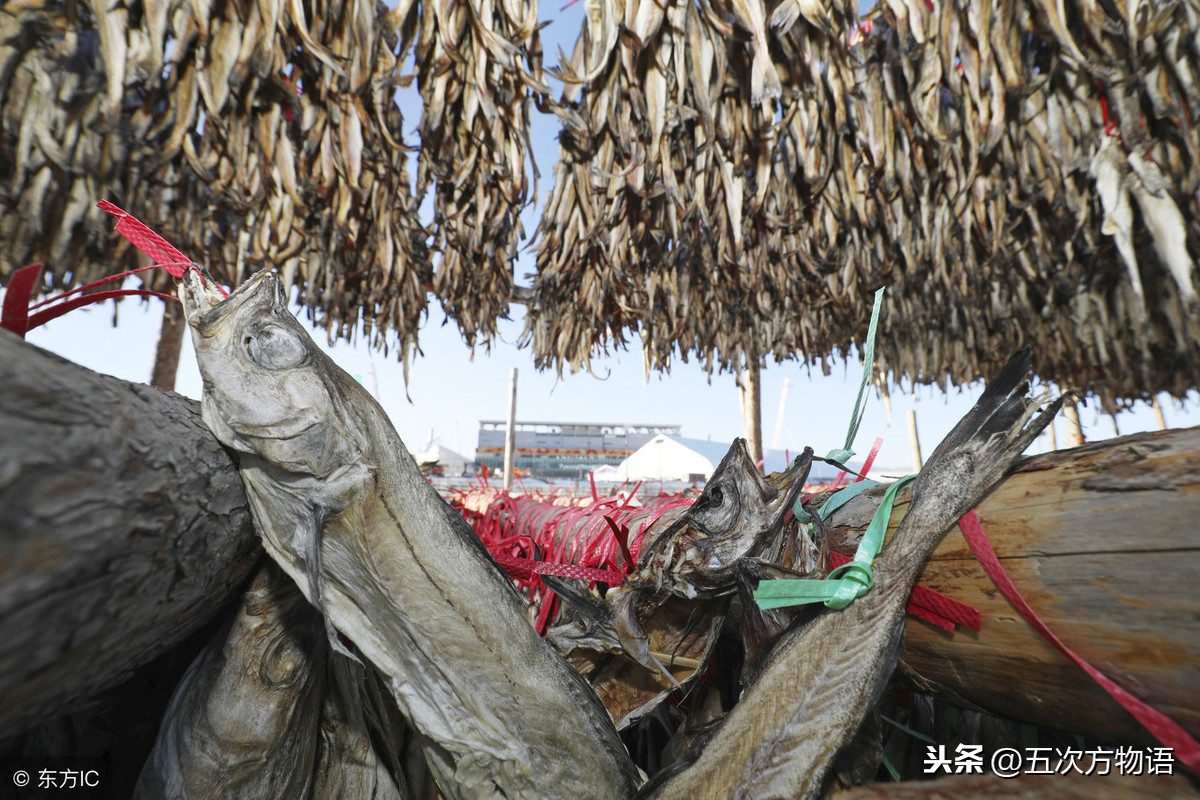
xmin=771 ymin=378 xmax=790 ymax=451
xmin=741 ymin=363 xmax=763 ymax=466
xmin=1062 ymin=398 xmax=1085 ymax=447
xmin=503 ymin=368 xmax=518 ymax=491
xmin=1047 ymin=418 xmax=1058 ymax=451
xmin=907 ymin=408 xmax=923 ymax=472
xmin=1152 ymin=395 xmax=1168 ymax=430
xmin=878 ymin=378 xmax=893 ymax=427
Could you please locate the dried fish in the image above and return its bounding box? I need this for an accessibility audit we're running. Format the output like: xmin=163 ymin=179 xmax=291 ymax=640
xmin=178 ymin=270 xmax=639 ymax=800
xmin=135 ymin=563 xmax=330 ymax=798
xmin=523 ymin=0 xmax=1200 ymax=402
xmin=3 ymin=0 xmax=1200 ymax=409
xmin=641 ymin=350 xmax=1063 ymax=799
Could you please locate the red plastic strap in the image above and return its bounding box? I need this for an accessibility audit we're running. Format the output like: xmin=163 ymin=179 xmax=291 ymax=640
xmin=1 ymin=263 xmax=43 ymax=338
xmin=855 ymin=437 xmax=884 ymax=483
xmin=831 ymin=436 xmax=884 ymax=490
xmin=28 ymin=264 xmax=163 ymax=310
xmin=27 ymin=290 xmax=177 ymax=330
xmin=492 ymin=552 xmax=626 ymax=586
xmin=959 ymin=509 xmax=1200 ymax=772
xmin=828 ymin=550 xmax=979 ymax=632
xmin=909 ymin=583 xmax=981 ymax=632
xmin=603 ymin=516 xmax=636 ymax=573
xmin=97 ymin=201 xmax=191 ymax=276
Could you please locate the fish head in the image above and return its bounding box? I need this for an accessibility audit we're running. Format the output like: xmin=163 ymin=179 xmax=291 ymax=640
xmin=179 ymin=269 xmax=370 ymax=481
xmin=628 ymin=441 xmax=813 ymax=598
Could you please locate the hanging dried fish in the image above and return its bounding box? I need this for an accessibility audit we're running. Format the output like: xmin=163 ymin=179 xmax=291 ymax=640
xmin=1 ymin=0 xmax=430 ymax=360
xmin=527 ymin=0 xmax=1200 ymax=403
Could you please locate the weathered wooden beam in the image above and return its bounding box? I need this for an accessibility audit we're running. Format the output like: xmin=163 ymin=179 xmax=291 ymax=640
xmin=824 ymin=427 xmax=1200 ymax=744
xmin=0 ymin=331 xmax=261 ymax=742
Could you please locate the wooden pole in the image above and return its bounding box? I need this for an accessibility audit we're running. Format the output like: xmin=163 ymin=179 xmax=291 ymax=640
xmin=502 ymin=368 xmax=518 ymax=491
xmin=1061 ymin=399 xmax=1085 ymax=447
xmin=741 ymin=363 xmax=763 ymax=466
xmin=1153 ymin=395 xmax=1168 ymax=430
xmin=907 ymin=408 xmax=923 ymax=471
xmin=149 ymin=301 xmax=186 ymax=391
xmin=878 ymin=378 xmax=893 ymax=428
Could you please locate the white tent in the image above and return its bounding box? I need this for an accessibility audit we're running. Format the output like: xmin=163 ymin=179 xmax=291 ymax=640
xmin=589 ymin=464 xmax=622 ymax=482
xmin=414 ymin=442 xmax=470 ymax=477
xmin=616 ymin=435 xmax=735 ymax=482
xmin=616 ymin=435 xmax=838 ymax=483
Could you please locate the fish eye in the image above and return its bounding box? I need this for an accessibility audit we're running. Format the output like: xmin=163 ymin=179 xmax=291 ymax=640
xmin=693 ymin=481 xmax=738 ymax=530
xmin=695 ymin=482 xmax=732 ymax=513
xmin=700 ymin=484 xmax=720 ymax=510
xmin=245 ymin=324 xmax=308 ymax=370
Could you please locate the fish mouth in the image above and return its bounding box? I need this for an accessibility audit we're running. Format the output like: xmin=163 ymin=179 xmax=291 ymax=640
xmin=766 ymin=447 xmax=814 ymax=523
xmin=181 ymin=270 xmax=280 ymax=335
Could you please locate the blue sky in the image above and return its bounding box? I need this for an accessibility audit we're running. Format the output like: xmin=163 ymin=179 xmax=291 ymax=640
xmin=17 ymin=5 xmax=1199 ymax=475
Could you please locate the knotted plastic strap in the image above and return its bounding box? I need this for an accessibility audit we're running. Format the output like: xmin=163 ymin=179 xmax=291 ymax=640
xmin=756 ymin=474 xmax=916 ymax=610
xmin=809 ymin=552 xmax=980 ymax=633
xmin=96 ymin=201 xmax=191 ymax=276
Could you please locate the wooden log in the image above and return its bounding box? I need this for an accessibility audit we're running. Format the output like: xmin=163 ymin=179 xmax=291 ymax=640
xmin=823 ymin=426 xmax=1200 ymax=745
xmin=0 ymin=331 xmax=261 ymax=742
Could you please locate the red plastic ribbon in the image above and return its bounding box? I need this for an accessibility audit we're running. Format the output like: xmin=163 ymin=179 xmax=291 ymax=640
xmin=96 ymin=201 xmax=192 ymax=276
xmin=831 ymin=436 xmax=885 ymax=490
xmin=1 ymin=263 xmax=176 ymax=338
xmin=491 ymin=553 xmax=625 ymax=586
xmin=0 ymin=263 xmax=43 ymax=337
xmin=959 ymin=509 xmax=1200 ymax=772
xmin=96 ymin=200 xmax=228 ymax=297
xmin=828 ymin=550 xmax=980 ymax=633
xmin=855 ymin=437 xmax=885 ymax=483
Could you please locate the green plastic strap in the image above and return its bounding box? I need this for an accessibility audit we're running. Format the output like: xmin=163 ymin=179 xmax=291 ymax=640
xmin=817 ymin=478 xmax=880 ymax=518
xmin=791 ymin=478 xmax=878 ymax=524
xmin=834 ymin=286 xmax=886 ymax=462
xmin=755 ymin=474 xmax=916 ymax=610
xmin=791 ymin=287 xmax=886 ymax=522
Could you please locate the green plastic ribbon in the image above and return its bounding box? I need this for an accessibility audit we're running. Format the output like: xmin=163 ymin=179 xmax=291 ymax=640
xmin=832 ymin=286 xmax=886 ymax=462
xmin=791 ymin=286 xmax=886 ymax=523
xmin=763 ymin=286 xmax=900 ymax=612
xmin=755 ymin=474 xmax=916 ymax=610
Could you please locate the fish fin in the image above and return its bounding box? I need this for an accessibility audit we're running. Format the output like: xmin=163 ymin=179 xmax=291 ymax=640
xmin=541 ymin=574 xmax=613 ymax=626
xmin=912 ymin=348 xmax=1064 ymax=520
xmin=923 ymin=347 xmax=1039 ymax=464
